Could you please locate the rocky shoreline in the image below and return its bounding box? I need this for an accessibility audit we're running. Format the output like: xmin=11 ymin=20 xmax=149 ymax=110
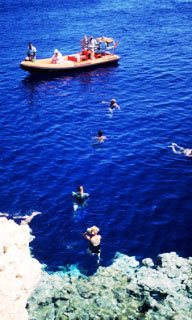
xmin=0 ymin=217 xmax=41 ymax=320
xmin=28 ymin=252 xmax=192 ymax=320
xmin=1 ymin=217 xmax=191 ymax=320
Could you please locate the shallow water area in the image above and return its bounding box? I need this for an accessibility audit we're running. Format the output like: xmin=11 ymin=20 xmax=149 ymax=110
xmin=0 ymin=0 xmax=192 ymax=275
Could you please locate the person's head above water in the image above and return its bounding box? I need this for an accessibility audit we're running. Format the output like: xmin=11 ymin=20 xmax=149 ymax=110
xmin=78 ymin=185 xmax=84 ymax=193
xmin=111 ymin=99 xmax=116 ymax=104
xmin=87 ymin=225 xmax=100 ymax=235
xmin=28 ymin=42 xmax=33 ymax=48
xmin=98 ymin=130 xmax=103 ymax=137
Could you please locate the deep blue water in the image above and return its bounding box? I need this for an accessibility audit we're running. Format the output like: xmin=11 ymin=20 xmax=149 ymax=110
xmin=0 ymin=0 xmax=192 ymax=274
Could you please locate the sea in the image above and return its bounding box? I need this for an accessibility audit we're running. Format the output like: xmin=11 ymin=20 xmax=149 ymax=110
xmin=0 ymin=0 xmax=192 ymax=275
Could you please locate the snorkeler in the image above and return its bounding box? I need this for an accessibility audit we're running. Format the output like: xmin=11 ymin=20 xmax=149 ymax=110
xmin=96 ymin=130 xmax=107 ymax=143
xmin=168 ymin=143 xmax=192 ymax=157
xmin=83 ymin=225 xmax=101 ymax=263
xmin=102 ymin=99 xmax=120 ymax=114
xmin=72 ymin=186 xmax=89 ymax=211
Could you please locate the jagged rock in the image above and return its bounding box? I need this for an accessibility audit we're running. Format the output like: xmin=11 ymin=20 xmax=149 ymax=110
xmin=26 ymin=252 xmax=192 ymax=320
xmin=0 ymin=218 xmax=41 ymax=320
xmin=142 ymin=258 xmax=154 ymax=268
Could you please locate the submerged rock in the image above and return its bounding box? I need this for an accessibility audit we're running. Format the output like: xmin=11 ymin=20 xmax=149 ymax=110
xmin=27 ymin=252 xmax=192 ymax=320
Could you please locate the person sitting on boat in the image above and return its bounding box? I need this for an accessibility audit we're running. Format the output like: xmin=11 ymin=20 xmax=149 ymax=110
xmin=26 ymin=42 xmax=36 ymax=61
xmin=80 ymin=35 xmax=88 ymax=50
xmin=51 ymin=49 xmax=64 ymax=64
xmin=168 ymin=143 xmax=192 ymax=157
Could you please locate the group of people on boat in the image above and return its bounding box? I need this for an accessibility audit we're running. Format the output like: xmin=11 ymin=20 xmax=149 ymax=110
xmin=80 ymin=35 xmax=117 ymax=60
xmin=80 ymin=35 xmax=99 ymax=59
xmin=25 ymin=35 xmax=117 ymax=64
xmin=25 ymin=42 xmax=64 ymax=64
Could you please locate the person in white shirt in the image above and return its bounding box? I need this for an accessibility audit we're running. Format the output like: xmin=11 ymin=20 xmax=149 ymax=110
xmin=26 ymin=42 xmax=36 ymax=61
xmin=87 ymin=36 xmax=98 ymax=58
xmin=51 ymin=49 xmax=64 ymax=64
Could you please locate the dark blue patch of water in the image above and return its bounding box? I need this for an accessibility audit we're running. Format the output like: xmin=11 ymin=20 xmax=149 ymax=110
xmin=0 ymin=0 xmax=192 ymax=275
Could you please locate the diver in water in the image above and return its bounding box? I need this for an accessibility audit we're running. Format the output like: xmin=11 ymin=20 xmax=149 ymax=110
xmin=83 ymin=225 xmax=101 ymax=263
xmin=72 ymin=186 xmax=89 ymax=211
xmin=168 ymin=143 xmax=192 ymax=157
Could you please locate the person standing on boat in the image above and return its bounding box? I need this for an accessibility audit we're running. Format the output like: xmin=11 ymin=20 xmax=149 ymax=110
xmin=83 ymin=226 xmax=101 ymax=263
xmin=80 ymin=35 xmax=88 ymax=50
xmin=26 ymin=42 xmax=36 ymax=61
xmin=87 ymin=36 xmax=98 ymax=58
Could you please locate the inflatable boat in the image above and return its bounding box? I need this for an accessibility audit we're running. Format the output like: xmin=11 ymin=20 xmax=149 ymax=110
xmin=20 ymin=53 xmax=120 ymax=75
xmin=20 ymin=37 xmax=120 ymax=75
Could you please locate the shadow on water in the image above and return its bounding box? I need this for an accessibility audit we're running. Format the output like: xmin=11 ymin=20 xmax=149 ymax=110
xmin=21 ymin=63 xmax=119 ymax=85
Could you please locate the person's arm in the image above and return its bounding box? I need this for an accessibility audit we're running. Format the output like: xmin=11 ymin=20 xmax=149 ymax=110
xmin=83 ymin=193 xmax=89 ymax=199
xmin=101 ymin=101 xmax=109 ymax=104
xmin=83 ymin=232 xmax=91 ymax=241
xmin=20 ymin=211 xmax=41 ymax=224
xmin=170 ymin=144 xmax=184 ymax=154
xmin=14 ymin=215 xmax=28 ymax=219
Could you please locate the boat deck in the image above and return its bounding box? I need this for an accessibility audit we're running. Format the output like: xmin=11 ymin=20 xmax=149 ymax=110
xmin=20 ymin=53 xmax=120 ymax=74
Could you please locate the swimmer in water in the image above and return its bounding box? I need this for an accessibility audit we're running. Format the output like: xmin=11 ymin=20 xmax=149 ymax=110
xmin=0 ymin=211 xmax=41 ymax=225
xmin=14 ymin=211 xmax=41 ymax=225
xmin=72 ymin=186 xmax=89 ymax=211
xmin=83 ymin=225 xmax=101 ymax=263
xmin=168 ymin=143 xmax=192 ymax=157
xmin=97 ymin=130 xmax=107 ymax=143
xmin=102 ymin=99 xmax=120 ymax=114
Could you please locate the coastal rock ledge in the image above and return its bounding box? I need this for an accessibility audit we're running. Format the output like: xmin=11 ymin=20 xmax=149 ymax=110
xmin=0 ymin=218 xmax=41 ymax=320
xmin=1 ymin=217 xmax=191 ymax=320
xmin=28 ymin=253 xmax=192 ymax=320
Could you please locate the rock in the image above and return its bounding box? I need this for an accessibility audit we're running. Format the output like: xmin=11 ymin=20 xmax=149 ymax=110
xmin=0 ymin=218 xmax=41 ymax=320
xmin=25 ymin=252 xmax=192 ymax=320
xmin=142 ymin=258 xmax=154 ymax=268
